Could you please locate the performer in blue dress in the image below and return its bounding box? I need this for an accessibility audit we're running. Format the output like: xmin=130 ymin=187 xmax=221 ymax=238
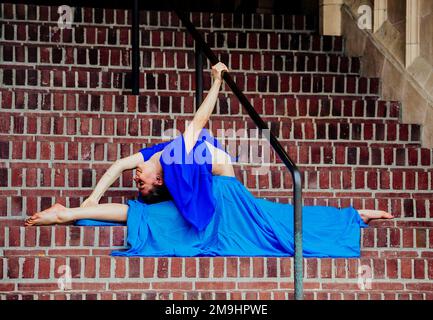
xmin=25 ymin=63 xmax=393 ymax=258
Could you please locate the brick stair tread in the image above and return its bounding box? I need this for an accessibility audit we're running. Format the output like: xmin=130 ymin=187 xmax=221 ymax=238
xmin=1 ymin=112 xmax=421 ymax=142
xmin=0 ymin=88 xmax=400 ymax=120
xmin=2 ymin=185 xmax=432 ymax=195
xmin=0 ymin=90 xmax=400 ymax=120
xmin=1 ymin=222 xmax=433 ymax=250
xmin=0 ymin=111 xmax=417 ymax=130
xmin=0 ymin=64 xmax=372 ymax=78
xmin=4 ymin=146 xmax=432 ymax=165
xmin=2 ymin=249 xmax=433 ymax=258
xmin=1 ymin=196 xmax=432 ymax=221
xmin=0 ymin=87 xmax=382 ymax=99
xmin=2 ymin=218 xmax=432 ymax=227
xmin=2 ymin=18 xmax=318 ymax=33
xmin=1 ymin=184 xmax=432 ymax=201
xmin=0 ymin=290 xmax=431 ymax=300
xmin=1 ymin=43 xmax=360 ymax=74
xmin=2 ymin=5 xmax=318 ymax=31
xmin=3 ymin=135 xmax=430 ymax=163
xmin=2 ymin=255 xmax=433 ymax=283
xmin=0 ymin=64 xmax=379 ymax=89
xmin=2 ymin=24 xmax=342 ymax=52
xmin=1 ymin=110 xmax=405 ymax=124
xmin=0 ymin=217 xmax=433 ymax=228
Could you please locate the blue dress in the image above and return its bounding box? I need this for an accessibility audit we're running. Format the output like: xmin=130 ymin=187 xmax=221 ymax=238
xmin=76 ymin=129 xmax=368 ymax=258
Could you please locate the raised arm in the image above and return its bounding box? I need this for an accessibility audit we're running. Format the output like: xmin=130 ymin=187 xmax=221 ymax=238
xmin=183 ymin=62 xmax=228 ymax=154
xmin=80 ymin=153 xmax=143 ymax=208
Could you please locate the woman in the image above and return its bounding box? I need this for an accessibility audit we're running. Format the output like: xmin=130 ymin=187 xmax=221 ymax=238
xmin=25 ymin=63 xmax=393 ymax=257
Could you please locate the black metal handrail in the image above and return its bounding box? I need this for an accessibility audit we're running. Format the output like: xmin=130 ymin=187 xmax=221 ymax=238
xmin=129 ymin=3 xmax=304 ymax=299
xmin=173 ymin=10 xmax=304 ymax=300
xmin=131 ymin=0 xmax=140 ymax=95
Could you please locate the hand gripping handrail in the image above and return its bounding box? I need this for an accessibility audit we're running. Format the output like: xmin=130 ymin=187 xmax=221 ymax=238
xmin=173 ymin=9 xmax=304 ymax=300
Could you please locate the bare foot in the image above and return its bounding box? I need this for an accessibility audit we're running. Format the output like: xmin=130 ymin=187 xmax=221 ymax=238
xmin=358 ymin=209 xmax=394 ymax=224
xmin=25 ymin=203 xmax=70 ymax=226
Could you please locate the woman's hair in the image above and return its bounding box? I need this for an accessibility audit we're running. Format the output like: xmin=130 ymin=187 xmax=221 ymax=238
xmin=140 ymin=183 xmax=172 ymax=204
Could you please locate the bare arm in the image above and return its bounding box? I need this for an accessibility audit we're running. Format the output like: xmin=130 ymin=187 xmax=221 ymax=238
xmin=81 ymin=153 xmax=143 ymax=207
xmin=183 ymin=62 xmax=228 ymax=154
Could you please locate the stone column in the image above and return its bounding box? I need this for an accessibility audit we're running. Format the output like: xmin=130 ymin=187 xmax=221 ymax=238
xmin=374 ymin=0 xmax=388 ymax=32
xmin=406 ymin=0 xmax=420 ymax=67
xmin=319 ymin=0 xmax=344 ymax=35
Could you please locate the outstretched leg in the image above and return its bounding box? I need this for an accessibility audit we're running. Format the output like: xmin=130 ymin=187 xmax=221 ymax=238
xmin=358 ymin=209 xmax=394 ymax=224
xmin=25 ymin=203 xmax=128 ymax=226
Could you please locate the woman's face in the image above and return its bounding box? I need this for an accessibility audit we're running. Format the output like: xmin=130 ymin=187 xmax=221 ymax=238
xmin=133 ymin=164 xmax=157 ymax=196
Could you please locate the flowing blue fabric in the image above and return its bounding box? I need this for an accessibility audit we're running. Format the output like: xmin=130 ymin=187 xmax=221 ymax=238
xmin=77 ymin=175 xmax=368 ymax=258
xmin=106 ymin=176 xmax=367 ymax=257
xmin=75 ymin=129 xmax=368 ymax=257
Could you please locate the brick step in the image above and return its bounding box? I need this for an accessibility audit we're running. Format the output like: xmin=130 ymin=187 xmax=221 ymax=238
xmin=2 ymin=4 xmax=317 ymax=32
xmin=0 ymin=67 xmax=379 ymax=96
xmin=3 ymin=248 xmax=433 ymax=259
xmin=0 ymin=112 xmax=421 ymax=144
xmin=1 ymin=255 xmax=433 ymax=283
xmin=2 ymin=21 xmax=341 ymax=53
xmin=1 ymin=187 xmax=432 ymax=214
xmin=1 ymin=43 xmax=361 ymax=75
xmin=0 ymin=90 xmax=400 ymax=120
xmin=1 ymin=222 xmax=432 ymax=253
xmin=0 ymin=98 xmax=412 ymax=124
xmin=0 ymin=87 xmax=380 ymax=101
xmin=2 ymin=132 xmax=430 ymax=165
xmin=0 ymin=290 xmax=430 ymax=300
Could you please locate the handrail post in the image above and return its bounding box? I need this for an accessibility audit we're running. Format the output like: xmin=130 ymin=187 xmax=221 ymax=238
xmin=293 ymin=169 xmax=303 ymax=300
xmin=195 ymin=42 xmax=203 ymax=109
xmin=131 ymin=0 xmax=139 ymax=95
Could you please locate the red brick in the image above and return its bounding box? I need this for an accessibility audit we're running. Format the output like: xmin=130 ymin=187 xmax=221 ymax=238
xmin=112 ymin=227 xmax=125 ymax=246
xmin=414 ymin=259 xmax=425 ymax=279
xmin=99 ymin=257 xmax=111 ymax=278
xmin=373 ymin=259 xmax=385 ymax=279
xmin=129 ymin=258 xmax=141 ymax=278
xmin=335 ymin=259 xmax=347 ymax=278
xmin=401 ymin=260 xmax=412 ymax=279
xmin=212 ymin=257 xmax=224 ymax=278
xmin=362 ymin=228 xmax=375 ymax=247
xmin=84 ymin=257 xmax=96 ymax=278
xmin=376 ymin=228 xmax=387 ymax=247
xmin=98 ymin=227 xmax=110 ymax=247
xmin=196 ymin=257 xmax=209 ymax=278
xmin=389 ymin=228 xmax=401 ymax=247
xmin=114 ymin=257 xmax=126 ymax=278
xmin=226 ymin=257 xmax=238 ymax=278
xmin=403 ymin=229 xmax=414 ymax=247
xmin=37 ymin=257 xmax=51 ymax=279
xmin=320 ymin=259 xmax=332 ymax=278
xmin=153 ymin=257 xmax=167 ymax=278
xmin=82 ymin=227 xmax=96 ymax=247
xmin=428 ymin=260 xmax=433 ymax=279
xmin=416 ymin=229 xmax=427 ymax=247
xmin=0 ymin=283 xmax=15 ymax=292
xmin=69 ymin=256 xmax=81 ymax=278
xmin=22 ymin=227 xmax=36 ymax=247
xmin=193 ymin=281 xmax=234 ymax=290
xmin=68 ymin=226 xmax=81 ymax=246
xmin=169 ymin=258 xmax=182 ymax=278
xmin=8 ymin=227 xmax=21 ymax=247
xmin=240 ymin=282 xmax=278 ymax=290
xmin=7 ymin=257 xmax=20 ymax=278
xmin=266 ymin=257 xmax=278 ymax=277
